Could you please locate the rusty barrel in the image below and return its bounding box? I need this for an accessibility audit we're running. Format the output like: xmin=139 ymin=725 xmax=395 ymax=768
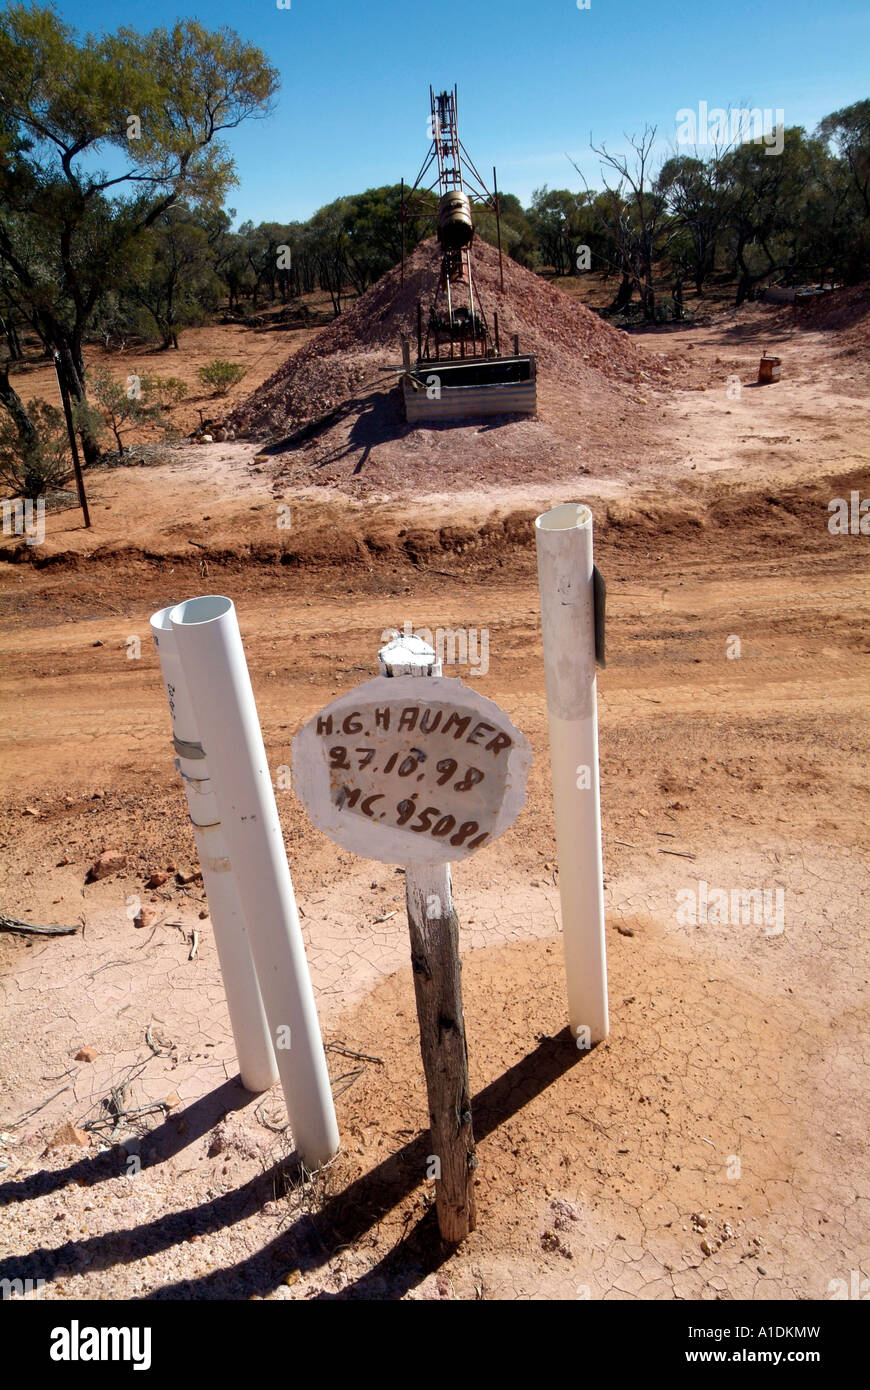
xmin=438 ymin=191 xmax=474 ymax=250
xmin=757 ymin=354 xmax=782 ymax=384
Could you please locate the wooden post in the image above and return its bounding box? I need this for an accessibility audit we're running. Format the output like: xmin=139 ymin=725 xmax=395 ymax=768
xmin=400 ymin=178 xmax=406 ymax=288
xmin=494 ymin=312 xmax=500 ymax=356
xmin=53 ymin=350 xmax=90 ymax=528
xmin=378 ymin=635 xmax=477 ymax=1244
xmin=493 ymin=166 xmax=505 ymax=294
xmin=417 ymin=301 xmax=423 ymax=362
xmin=404 ymin=862 xmax=477 ymax=1243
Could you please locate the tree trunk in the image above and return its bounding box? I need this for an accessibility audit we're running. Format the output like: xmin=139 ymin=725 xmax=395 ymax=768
xmin=672 ymin=275 xmax=684 ymax=321
xmin=58 ymin=342 xmax=100 ymax=465
xmin=1 ymin=316 xmax=23 ymax=361
xmin=609 ymin=274 xmax=633 ymax=312
xmin=0 ymin=362 xmax=40 ymax=475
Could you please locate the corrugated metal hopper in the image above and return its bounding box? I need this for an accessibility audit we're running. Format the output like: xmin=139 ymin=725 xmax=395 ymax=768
xmin=403 ymin=355 xmax=537 ymax=423
xmin=399 ymin=86 xmax=538 ymax=423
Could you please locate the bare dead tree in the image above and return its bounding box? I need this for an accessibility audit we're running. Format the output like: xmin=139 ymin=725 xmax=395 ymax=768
xmin=573 ymin=126 xmax=672 ymax=320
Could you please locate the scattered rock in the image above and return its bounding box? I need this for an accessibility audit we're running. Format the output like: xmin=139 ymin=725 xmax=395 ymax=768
xmin=700 ymin=1238 xmax=715 ymax=1257
xmin=541 ymin=1228 xmax=574 ymax=1259
xmin=207 ymin=1118 xmax=262 ymax=1161
xmin=176 ymin=868 xmax=203 ymax=886
xmin=616 ymin=923 xmax=635 ymax=937
xmin=145 ymin=871 xmax=170 ymax=889
xmin=74 ymin=1046 xmax=99 ymax=1063
xmin=86 ymin=851 xmax=126 ymax=882
xmin=133 ymin=907 xmax=155 ymax=929
xmin=207 ymin=1126 xmax=228 ymax=1158
xmin=23 ymin=805 xmax=40 ymax=817
xmin=45 ymin=1122 xmax=90 ymax=1151
xmin=164 ymin=1092 xmax=181 ymax=1110
xmin=550 ymin=1197 xmax=579 ymax=1231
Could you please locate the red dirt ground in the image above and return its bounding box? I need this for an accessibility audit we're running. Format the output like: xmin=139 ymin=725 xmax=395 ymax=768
xmin=0 ymin=276 xmax=868 ymax=1301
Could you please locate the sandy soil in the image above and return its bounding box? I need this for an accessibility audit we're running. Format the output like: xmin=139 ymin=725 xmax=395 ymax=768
xmin=0 ymin=290 xmax=867 ymax=1301
xmin=7 ymin=308 xmax=328 ymax=442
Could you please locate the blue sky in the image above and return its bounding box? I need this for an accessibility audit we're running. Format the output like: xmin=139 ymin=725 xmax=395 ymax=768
xmin=47 ymin=0 xmax=869 ymax=224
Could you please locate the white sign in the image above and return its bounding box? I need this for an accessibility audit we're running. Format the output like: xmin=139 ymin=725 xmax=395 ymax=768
xmin=292 ymin=676 xmax=531 ymax=865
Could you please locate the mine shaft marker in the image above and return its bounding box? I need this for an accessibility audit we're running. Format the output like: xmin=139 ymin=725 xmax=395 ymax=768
xmin=292 ymin=634 xmax=531 ymax=1243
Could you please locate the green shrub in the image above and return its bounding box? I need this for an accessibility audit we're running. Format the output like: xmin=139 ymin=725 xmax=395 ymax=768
xmin=0 ymin=398 xmax=74 ymax=496
xmin=140 ymin=374 xmax=188 ymax=407
xmin=197 ymin=359 xmax=247 ymax=395
xmin=88 ymin=366 xmax=178 ymax=455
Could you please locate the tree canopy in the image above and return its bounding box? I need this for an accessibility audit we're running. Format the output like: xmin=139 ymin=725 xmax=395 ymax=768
xmin=0 ymin=3 xmax=277 ymax=457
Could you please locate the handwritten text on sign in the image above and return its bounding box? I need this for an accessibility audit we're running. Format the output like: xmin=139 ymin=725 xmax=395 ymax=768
xmin=292 ymin=676 xmax=531 ymax=865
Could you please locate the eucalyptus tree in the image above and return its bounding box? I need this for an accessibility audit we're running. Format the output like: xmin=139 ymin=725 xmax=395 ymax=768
xmin=0 ymin=4 xmax=278 ymax=459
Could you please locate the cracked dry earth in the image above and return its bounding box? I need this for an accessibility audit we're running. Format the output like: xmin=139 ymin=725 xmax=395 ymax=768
xmin=0 ymin=312 xmax=868 ymax=1301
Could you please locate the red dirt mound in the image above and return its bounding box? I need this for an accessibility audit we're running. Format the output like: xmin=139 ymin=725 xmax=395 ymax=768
xmin=758 ymin=282 xmax=870 ymax=355
xmin=227 ymin=237 xmax=653 ymax=440
xmin=791 ymin=281 xmax=870 ymax=333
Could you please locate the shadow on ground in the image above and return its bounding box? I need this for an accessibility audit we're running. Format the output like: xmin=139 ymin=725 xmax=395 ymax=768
xmin=1 ymin=1029 xmax=584 ymax=1301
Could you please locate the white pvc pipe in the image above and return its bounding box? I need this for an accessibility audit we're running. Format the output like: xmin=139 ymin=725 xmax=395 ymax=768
xmin=168 ymin=596 xmax=339 ymax=1167
xmin=150 ymin=607 xmax=279 ymax=1094
xmin=535 ymin=504 xmax=609 ymax=1043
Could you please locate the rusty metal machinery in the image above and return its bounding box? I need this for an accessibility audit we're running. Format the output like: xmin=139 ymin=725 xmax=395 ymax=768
xmin=401 ymin=85 xmax=506 ymax=362
xmin=398 ymin=86 xmax=536 ymax=422
xmin=438 ymin=191 xmax=474 ymax=252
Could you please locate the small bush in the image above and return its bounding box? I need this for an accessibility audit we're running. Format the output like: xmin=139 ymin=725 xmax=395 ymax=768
xmin=88 ymin=366 xmax=178 ymax=455
xmin=0 ymin=399 xmax=73 ymax=496
xmin=197 ymin=359 xmax=247 ymax=395
xmin=140 ymin=374 xmax=188 ymax=407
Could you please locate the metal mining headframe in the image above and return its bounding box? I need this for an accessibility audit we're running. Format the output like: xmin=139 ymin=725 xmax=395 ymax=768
xmin=398 ymin=85 xmax=537 ymax=423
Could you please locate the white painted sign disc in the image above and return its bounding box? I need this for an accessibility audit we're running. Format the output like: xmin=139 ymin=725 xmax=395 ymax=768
xmin=292 ymin=676 xmax=531 ymax=865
